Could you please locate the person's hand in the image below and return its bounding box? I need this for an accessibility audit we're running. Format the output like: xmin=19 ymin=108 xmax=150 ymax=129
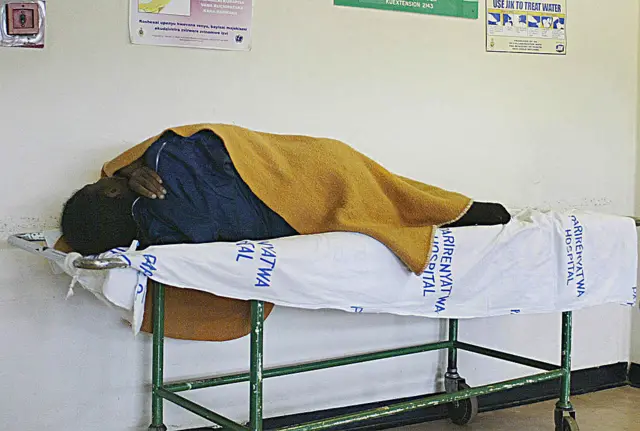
xmin=128 ymin=166 xmax=167 ymax=199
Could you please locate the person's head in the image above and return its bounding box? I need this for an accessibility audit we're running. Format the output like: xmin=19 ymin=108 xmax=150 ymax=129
xmin=61 ymin=177 xmax=139 ymax=255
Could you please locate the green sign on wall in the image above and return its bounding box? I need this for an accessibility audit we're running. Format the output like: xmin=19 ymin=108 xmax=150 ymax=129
xmin=334 ymin=0 xmax=479 ymax=19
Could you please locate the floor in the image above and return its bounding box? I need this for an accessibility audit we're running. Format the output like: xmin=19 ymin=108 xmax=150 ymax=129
xmin=396 ymin=386 xmax=639 ymax=431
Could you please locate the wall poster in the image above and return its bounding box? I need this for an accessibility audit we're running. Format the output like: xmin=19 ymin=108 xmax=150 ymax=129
xmin=334 ymin=0 xmax=479 ymax=19
xmin=486 ymin=0 xmax=566 ymax=55
xmin=130 ymin=0 xmax=252 ymax=50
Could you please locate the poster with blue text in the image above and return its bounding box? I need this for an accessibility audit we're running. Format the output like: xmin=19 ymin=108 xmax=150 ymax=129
xmin=486 ymin=0 xmax=566 ymax=55
xmin=130 ymin=0 xmax=252 ymax=50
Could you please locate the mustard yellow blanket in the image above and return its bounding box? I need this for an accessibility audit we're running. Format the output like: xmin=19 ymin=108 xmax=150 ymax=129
xmin=56 ymin=124 xmax=471 ymax=342
xmin=102 ymin=124 xmax=472 ymax=274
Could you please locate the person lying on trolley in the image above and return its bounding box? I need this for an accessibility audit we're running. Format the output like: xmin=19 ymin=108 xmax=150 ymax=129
xmin=60 ymin=128 xmax=511 ymax=257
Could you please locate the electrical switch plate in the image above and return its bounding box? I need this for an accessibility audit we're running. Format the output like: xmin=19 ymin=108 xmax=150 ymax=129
xmin=6 ymin=3 xmax=39 ymax=35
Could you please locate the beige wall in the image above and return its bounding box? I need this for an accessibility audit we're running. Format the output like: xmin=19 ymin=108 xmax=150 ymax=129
xmin=1 ymin=0 xmax=639 ymax=429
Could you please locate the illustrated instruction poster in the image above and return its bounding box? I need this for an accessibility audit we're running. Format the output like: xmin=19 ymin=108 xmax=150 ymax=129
xmin=486 ymin=0 xmax=566 ymax=55
xmin=335 ymin=0 xmax=479 ymax=19
xmin=130 ymin=0 xmax=252 ymax=50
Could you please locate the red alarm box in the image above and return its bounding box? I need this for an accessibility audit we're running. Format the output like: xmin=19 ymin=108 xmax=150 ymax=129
xmin=6 ymin=3 xmax=40 ymax=36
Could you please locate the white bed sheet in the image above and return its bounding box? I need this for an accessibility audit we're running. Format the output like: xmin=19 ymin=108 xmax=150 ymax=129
xmin=55 ymin=209 xmax=638 ymax=335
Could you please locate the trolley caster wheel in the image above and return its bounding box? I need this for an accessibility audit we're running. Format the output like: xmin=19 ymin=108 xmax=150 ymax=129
xmin=561 ymin=416 xmax=580 ymax=431
xmin=447 ymin=382 xmax=479 ymax=426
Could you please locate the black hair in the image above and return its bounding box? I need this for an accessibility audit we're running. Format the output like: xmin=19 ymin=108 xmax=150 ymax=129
xmin=61 ymin=185 xmax=139 ymax=256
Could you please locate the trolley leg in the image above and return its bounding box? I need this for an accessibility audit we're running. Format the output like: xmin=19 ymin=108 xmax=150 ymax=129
xmin=444 ymin=319 xmax=478 ymax=426
xmin=149 ymin=282 xmax=167 ymax=431
xmin=445 ymin=319 xmax=460 ymax=389
xmin=554 ymin=311 xmax=577 ymax=430
xmin=249 ymin=301 xmax=265 ymax=431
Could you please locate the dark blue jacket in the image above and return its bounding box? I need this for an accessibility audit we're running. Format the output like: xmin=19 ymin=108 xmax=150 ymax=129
xmin=132 ymin=130 xmax=297 ymax=247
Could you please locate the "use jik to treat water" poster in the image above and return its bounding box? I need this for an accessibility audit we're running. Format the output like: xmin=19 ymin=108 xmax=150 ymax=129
xmin=130 ymin=0 xmax=252 ymax=50
xmin=486 ymin=0 xmax=566 ymax=55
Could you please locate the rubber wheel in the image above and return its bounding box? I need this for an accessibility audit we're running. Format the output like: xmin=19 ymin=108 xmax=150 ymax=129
xmin=448 ymin=382 xmax=479 ymax=426
xmin=563 ymin=416 xmax=580 ymax=431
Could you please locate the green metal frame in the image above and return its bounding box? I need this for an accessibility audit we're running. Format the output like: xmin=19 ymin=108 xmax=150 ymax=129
xmin=147 ymin=281 xmax=578 ymax=431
